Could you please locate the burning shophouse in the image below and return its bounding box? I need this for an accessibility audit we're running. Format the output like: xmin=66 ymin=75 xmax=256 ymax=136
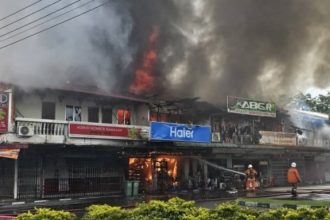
xmin=0 ymin=82 xmax=214 ymax=199
xmin=2 ymin=0 xmax=330 ymax=200
xmin=0 ymin=81 xmax=329 ymax=200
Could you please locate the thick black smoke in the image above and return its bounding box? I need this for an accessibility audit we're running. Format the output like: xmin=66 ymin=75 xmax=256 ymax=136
xmin=1 ymin=0 xmax=330 ymax=104
xmin=111 ymin=0 xmax=330 ymax=103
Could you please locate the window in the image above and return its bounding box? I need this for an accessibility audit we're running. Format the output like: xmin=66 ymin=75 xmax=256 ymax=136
xmin=117 ymin=109 xmax=130 ymax=125
xmin=65 ymin=105 xmax=81 ymax=121
xmin=88 ymin=107 xmax=99 ymax=123
xmin=42 ymin=102 xmax=55 ymax=120
xmin=102 ymin=108 xmax=112 ymax=123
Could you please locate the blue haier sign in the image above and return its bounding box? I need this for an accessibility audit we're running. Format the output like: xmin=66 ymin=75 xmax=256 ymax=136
xmin=150 ymin=121 xmax=211 ymax=143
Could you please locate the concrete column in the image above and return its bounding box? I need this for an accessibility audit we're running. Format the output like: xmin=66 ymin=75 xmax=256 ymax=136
xmin=192 ymin=159 xmax=198 ymax=176
xmin=183 ymin=159 xmax=190 ymax=179
xmin=226 ymin=156 xmax=233 ymax=169
xmin=152 ymin=158 xmax=158 ymax=192
xmin=6 ymin=89 xmax=13 ymax=132
xmin=13 ymin=159 xmax=18 ymax=199
xmin=203 ymin=163 xmax=208 ymax=188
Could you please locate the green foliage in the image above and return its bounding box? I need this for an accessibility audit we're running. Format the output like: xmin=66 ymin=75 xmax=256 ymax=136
xmin=257 ymin=207 xmax=330 ymax=220
xmin=290 ymin=92 xmax=330 ymax=114
xmin=130 ymin=197 xmax=208 ymax=220
xmin=81 ymin=204 xmax=130 ymax=220
xmin=209 ymin=202 xmax=259 ymax=220
xmin=16 ymin=208 xmax=76 ymax=220
xmin=16 ymin=198 xmax=330 ymax=220
xmin=257 ymin=208 xmax=289 ymax=220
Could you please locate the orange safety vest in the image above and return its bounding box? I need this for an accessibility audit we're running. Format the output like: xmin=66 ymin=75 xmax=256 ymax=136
xmin=287 ymin=167 xmax=301 ymax=184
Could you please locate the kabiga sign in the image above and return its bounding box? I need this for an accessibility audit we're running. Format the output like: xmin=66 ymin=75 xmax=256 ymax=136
xmin=227 ymin=96 xmax=276 ymax=117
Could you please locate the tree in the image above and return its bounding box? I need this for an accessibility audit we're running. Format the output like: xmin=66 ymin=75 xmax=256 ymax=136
xmin=290 ymin=92 xmax=330 ymax=114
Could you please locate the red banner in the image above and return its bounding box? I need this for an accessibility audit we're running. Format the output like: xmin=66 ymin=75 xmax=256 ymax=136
xmin=0 ymin=93 xmax=8 ymax=133
xmin=69 ymin=123 xmax=143 ymax=140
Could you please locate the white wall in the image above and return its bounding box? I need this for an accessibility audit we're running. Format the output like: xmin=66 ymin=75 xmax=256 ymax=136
xmin=14 ymin=89 xmax=149 ymax=125
xmin=15 ymin=93 xmax=42 ymax=118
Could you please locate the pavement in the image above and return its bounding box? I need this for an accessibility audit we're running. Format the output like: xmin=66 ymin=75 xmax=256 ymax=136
xmin=263 ymin=184 xmax=330 ymax=194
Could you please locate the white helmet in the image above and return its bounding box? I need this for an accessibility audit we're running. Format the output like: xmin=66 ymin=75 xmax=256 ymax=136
xmin=291 ymin=162 xmax=296 ymax=168
xmin=248 ymin=164 xmax=253 ymax=168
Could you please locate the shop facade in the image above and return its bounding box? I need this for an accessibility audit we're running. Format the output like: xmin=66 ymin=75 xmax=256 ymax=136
xmin=0 ymin=86 xmax=329 ymax=199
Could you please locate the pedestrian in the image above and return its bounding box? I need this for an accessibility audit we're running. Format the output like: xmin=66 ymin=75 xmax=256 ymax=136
xmin=244 ymin=164 xmax=258 ymax=191
xmin=287 ymin=162 xmax=301 ymax=197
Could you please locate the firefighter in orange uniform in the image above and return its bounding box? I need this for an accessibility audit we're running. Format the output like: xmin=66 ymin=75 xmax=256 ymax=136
xmin=244 ymin=164 xmax=257 ymax=191
xmin=287 ymin=162 xmax=301 ymax=197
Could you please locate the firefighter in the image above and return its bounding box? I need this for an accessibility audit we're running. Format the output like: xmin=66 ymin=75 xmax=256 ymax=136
xmin=287 ymin=162 xmax=301 ymax=197
xmin=244 ymin=164 xmax=258 ymax=191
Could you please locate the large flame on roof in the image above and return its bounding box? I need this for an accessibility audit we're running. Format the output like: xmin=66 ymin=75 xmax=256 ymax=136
xmin=129 ymin=27 xmax=159 ymax=95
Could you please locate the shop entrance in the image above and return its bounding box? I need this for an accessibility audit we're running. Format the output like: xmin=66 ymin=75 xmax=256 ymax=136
xmin=128 ymin=156 xmax=178 ymax=193
xmin=0 ymin=158 xmax=15 ymax=198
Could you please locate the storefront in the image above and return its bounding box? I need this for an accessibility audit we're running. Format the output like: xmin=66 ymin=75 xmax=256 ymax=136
xmin=128 ymin=154 xmax=179 ymax=193
xmin=125 ymin=121 xmax=211 ymax=193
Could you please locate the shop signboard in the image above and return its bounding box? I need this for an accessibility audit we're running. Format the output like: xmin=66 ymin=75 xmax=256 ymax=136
xmin=0 ymin=144 xmax=27 ymax=160
xmin=69 ymin=122 xmax=149 ymax=140
xmin=227 ymin=96 xmax=276 ymax=118
xmin=259 ymin=131 xmax=296 ymax=146
xmin=150 ymin=121 xmax=211 ymax=143
xmin=0 ymin=92 xmax=9 ymax=133
xmin=298 ymin=137 xmax=330 ymax=148
xmin=0 ymin=149 xmax=20 ymax=159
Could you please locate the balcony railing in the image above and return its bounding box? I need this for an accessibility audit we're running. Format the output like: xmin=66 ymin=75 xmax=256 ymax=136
xmin=211 ymin=132 xmax=254 ymax=144
xmin=16 ymin=117 xmax=68 ymax=136
xmin=15 ymin=118 xmax=150 ymax=142
xmin=14 ymin=118 xmax=330 ymax=148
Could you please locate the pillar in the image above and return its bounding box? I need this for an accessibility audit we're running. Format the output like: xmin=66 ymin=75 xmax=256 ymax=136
xmin=203 ymin=162 xmax=208 ymax=188
xmin=192 ymin=159 xmax=198 ymax=176
xmin=183 ymin=159 xmax=190 ymax=179
xmin=226 ymin=156 xmax=233 ymax=169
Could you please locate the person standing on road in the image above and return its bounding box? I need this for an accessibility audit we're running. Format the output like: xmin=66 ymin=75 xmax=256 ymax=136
xmin=244 ymin=164 xmax=258 ymax=191
xmin=287 ymin=162 xmax=301 ymax=197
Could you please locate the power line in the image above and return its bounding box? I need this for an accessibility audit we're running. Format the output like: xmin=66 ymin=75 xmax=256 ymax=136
xmin=0 ymin=0 xmax=43 ymax=22
xmin=0 ymin=0 xmax=97 ymax=43
xmin=0 ymin=0 xmax=82 ymax=39
xmin=0 ymin=0 xmax=110 ymax=51
xmin=0 ymin=0 xmax=62 ymax=30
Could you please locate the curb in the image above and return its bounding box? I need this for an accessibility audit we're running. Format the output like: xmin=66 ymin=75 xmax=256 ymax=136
xmin=238 ymin=200 xmax=330 ymax=210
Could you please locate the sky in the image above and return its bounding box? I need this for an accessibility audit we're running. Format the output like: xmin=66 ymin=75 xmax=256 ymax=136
xmin=1 ymin=0 xmax=330 ymax=105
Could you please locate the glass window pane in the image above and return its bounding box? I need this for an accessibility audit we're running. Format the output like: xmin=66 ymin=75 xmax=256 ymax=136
xmin=117 ymin=109 xmax=130 ymax=125
xmin=42 ymin=102 xmax=55 ymax=120
xmin=88 ymin=107 xmax=99 ymax=123
xmin=102 ymin=108 xmax=112 ymax=124
xmin=74 ymin=106 xmax=81 ymax=121
xmin=65 ymin=106 xmax=73 ymax=121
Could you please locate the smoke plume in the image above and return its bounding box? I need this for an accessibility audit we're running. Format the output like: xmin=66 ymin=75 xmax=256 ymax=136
xmin=1 ymin=0 xmax=330 ymax=104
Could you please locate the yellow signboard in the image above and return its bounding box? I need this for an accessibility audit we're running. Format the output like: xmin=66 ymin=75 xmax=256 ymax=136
xmin=259 ymin=131 xmax=296 ymax=146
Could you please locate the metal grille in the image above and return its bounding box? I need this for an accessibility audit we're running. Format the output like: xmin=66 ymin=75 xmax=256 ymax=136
xmin=17 ymin=148 xmax=124 ymax=199
xmin=42 ymin=158 xmax=123 ymax=198
xmin=17 ymin=153 xmax=42 ymax=199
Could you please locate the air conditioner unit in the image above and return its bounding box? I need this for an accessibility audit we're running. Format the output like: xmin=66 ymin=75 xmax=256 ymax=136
xmin=212 ymin=132 xmax=221 ymax=142
xmin=17 ymin=125 xmax=34 ymax=137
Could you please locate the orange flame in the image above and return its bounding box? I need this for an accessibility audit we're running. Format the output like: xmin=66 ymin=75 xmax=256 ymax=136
xmin=129 ymin=27 xmax=159 ymax=95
